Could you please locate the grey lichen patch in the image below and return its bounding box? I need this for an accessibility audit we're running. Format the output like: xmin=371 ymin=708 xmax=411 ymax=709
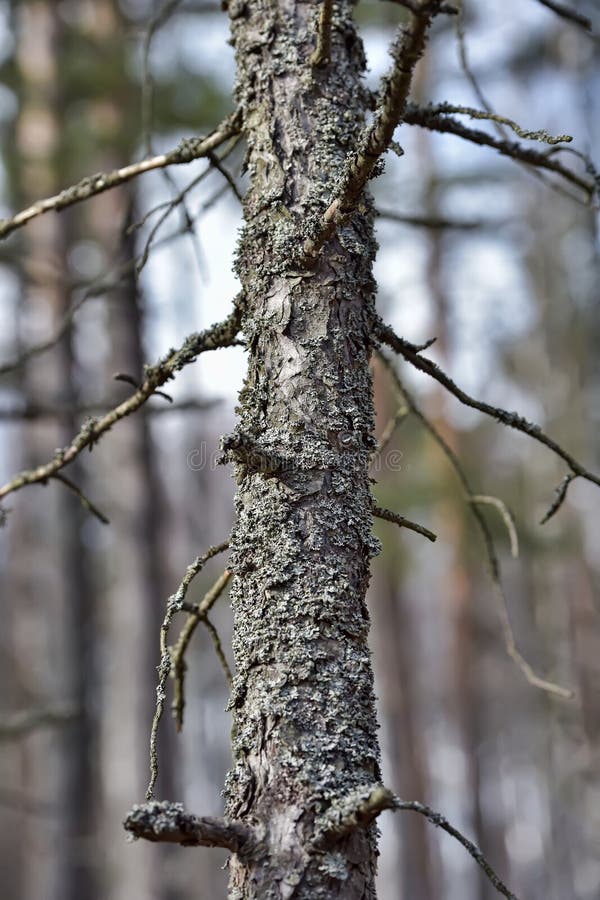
xmin=318 ymin=851 xmax=351 ymax=882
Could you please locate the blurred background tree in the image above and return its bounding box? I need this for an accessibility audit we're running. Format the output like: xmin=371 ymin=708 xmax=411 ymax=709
xmin=0 ymin=1 xmax=598 ymax=898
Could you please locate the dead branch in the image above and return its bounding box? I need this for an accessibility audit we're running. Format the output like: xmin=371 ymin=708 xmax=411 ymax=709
xmin=373 ymin=503 xmax=437 ymax=542
xmin=378 ymin=208 xmax=496 ymax=229
xmin=48 ymin=474 xmax=109 ymax=525
xmin=171 ymin=569 xmax=233 ymax=731
xmin=303 ymin=0 xmax=445 ymax=258
xmin=315 ymin=784 xmax=519 ymax=900
xmin=124 ymin=801 xmax=256 ymax=853
xmin=423 ymin=102 xmax=573 ymax=145
xmin=0 ymin=307 xmax=242 ymax=505
xmin=375 ymin=321 xmax=600 ymax=497
xmin=147 ymin=542 xmax=230 ymax=800
xmin=0 ymin=113 xmax=240 ymax=242
xmin=0 ymin=397 xmax=220 ymax=422
xmin=535 ymin=0 xmax=592 ymax=32
xmin=403 ymin=103 xmax=597 ymax=199
xmin=310 ymin=0 xmax=334 ymax=66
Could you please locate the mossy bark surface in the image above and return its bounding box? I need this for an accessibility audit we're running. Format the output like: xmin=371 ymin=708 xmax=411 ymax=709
xmin=225 ymin=1 xmax=382 ymax=897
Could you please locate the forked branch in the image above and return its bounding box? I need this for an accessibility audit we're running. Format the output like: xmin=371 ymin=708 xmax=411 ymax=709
xmin=147 ymin=542 xmax=230 ymax=800
xmin=171 ymin=569 xmax=233 ymax=731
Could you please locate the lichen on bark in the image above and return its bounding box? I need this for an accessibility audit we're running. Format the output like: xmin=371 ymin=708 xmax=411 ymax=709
xmin=225 ymin=0 xmax=383 ymax=896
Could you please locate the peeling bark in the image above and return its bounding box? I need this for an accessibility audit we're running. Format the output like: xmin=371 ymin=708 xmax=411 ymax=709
xmin=224 ymin=0 xmax=382 ymax=896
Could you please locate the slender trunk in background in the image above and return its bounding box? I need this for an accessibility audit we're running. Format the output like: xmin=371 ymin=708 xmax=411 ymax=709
xmin=371 ymin=566 xmax=436 ymax=900
xmin=10 ymin=5 xmax=100 ymax=899
xmin=225 ymin=0 xmax=382 ymax=894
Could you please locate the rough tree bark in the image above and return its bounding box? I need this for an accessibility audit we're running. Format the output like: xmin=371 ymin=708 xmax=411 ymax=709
xmin=223 ymin=0 xmax=382 ymax=895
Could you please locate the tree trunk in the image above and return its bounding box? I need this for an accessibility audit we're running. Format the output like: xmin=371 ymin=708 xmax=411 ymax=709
xmin=225 ymin=1 xmax=382 ymax=895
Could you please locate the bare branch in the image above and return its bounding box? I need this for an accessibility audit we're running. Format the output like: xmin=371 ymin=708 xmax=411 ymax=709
xmin=147 ymin=542 xmax=230 ymax=800
xmin=136 ymin=137 xmax=242 ymax=277
xmin=171 ymin=569 xmax=233 ymax=731
xmin=310 ymin=0 xmax=334 ymax=67
xmin=378 ymin=208 xmax=496 ymax=230
xmin=403 ymin=103 xmax=597 ymax=199
xmin=535 ymin=0 xmax=592 ymax=32
xmin=315 ymin=784 xmax=519 ymax=900
xmin=377 ymin=353 xmax=574 ymax=699
xmin=386 ymin=0 xmax=458 ymax=14
xmin=0 ymin=397 xmax=220 ymax=422
xmin=49 ymin=474 xmax=110 ymax=525
xmin=375 ymin=321 xmax=600 ymax=496
xmin=124 ymin=801 xmax=256 ymax=853
xmin=303 ymin=0 xmax=445 ymax=259
xmin=540 ymin=472 xmax=577 ymax=524
xmin=373 ymin=503 xmax=437 ymax=542
xmin=423 ymin=102 xmax=573 ymax=145
xmin=0 ymin=114 xmax=240 ymax=242
xmin=0 ymin=308 xmax=242 ymax=505
xmin=470 ymin=494 xmax=518 ymax=558
xmin=0 ymin=706 xmax=77 ymax=740
xmin=371 ymin=403 xmax=410 ymax=463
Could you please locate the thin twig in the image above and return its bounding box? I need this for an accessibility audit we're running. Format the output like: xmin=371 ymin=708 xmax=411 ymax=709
xmin=403 ymin=103 xmax=597 ymax=200
xmin=147 ymin=542 xmax=229 ymax=800
xmin=540 ymin=472 xmax=576 ymax=524
xmin=135 ymin=136 xmax=242 ymax=276
xmin=206 ymin=148 xmax=244 ymax=203
xmin=48 ymin=474 xmax=109 ymax=525
xmin=373 ymin=503 xmax=437 ymax=542
xmin=426 ymin=102 xmax=573 ymax=145
xmin=378 ymin=208 xmax=496 ymax=230
xmin=0 ymin=114 xmax=240 ymax=242
xmin=470 ymin=495 xmax=518 ymax=558
xmin=303 ymin=0 xmax=445 ymax=259
xmin=535 ymin=0 xmax=592 ymax=32
xmin=0 ymin=397 xmax=221 ymax=422
xmin=455 ymin=1 xmax=500 ymax=121
xmin=310 ymin=0 xmax=334 ymax=67
xmin=377 ymin=352 xmax=574 ymax=699
xmin=371 ymin=404 xmax=410 ymax=464
xmin=0 ymin=308 xmax=242 ymax=505
xmin=171 ymin=569 xmax=233 ymax=731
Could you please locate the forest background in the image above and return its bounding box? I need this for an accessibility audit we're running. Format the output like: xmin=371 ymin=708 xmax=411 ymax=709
xmin=0 ymin=1 xmax=598 ymax=899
